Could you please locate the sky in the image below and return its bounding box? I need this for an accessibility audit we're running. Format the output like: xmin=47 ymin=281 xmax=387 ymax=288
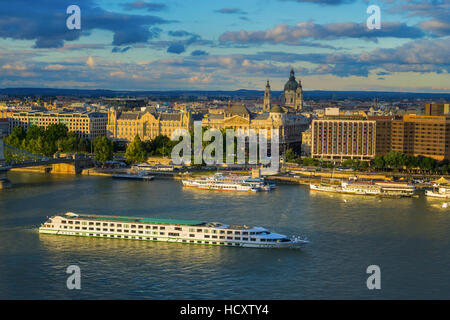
xmin=0 ymin=0 xmax=449 ymax=92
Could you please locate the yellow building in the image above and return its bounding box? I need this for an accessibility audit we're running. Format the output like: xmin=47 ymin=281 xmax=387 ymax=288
xmin=202 ymin=104 xmax=309 ymax=150
xmin=107 ymin=108 xmax=193 ymax=142
xmin=9 ymin=110 xmax=107 ymax=139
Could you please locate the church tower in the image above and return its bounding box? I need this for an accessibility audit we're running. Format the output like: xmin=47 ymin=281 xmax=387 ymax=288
xmin=295 ymin=80 xmax=303 ymax=111
xmin=264 ymin=80 xmax=271 ymax=112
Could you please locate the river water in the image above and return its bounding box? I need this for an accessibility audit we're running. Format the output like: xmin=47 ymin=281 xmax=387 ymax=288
xmin=0 ymin=172 xmax=449 ymax=299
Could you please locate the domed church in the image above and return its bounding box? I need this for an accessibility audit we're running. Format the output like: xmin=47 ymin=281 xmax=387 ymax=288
xmin=264 ymin=69 xmax=303 ymax=112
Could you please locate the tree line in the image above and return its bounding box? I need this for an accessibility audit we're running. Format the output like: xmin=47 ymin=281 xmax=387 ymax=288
xmin=285 ymin=149 xmax=448 ymax=174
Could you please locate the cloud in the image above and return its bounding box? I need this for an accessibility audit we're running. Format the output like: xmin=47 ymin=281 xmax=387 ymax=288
xmin=191 ymin=50 xmax=209 ymax=56
xmin=168 ymin=30 xmax=193 ymax=37
xmin=2 ymin=64 xmax=27 ymax=71
xmin=112 ymin=46 xmax=132 ymax=53
xmin=220 ymin=21 xmax=425 ymax=45
xmin=122 ymin=1 xmax=167 ymax=11
xmin=215 ymin=8 xmax=247 ymax=14
xmin=279 ymin=0 xmax=356 ymax=5
xmin=44 ymin=64 xmax=65 ymax=71
xmin=167 ymin=43 xmax=185 ymax=54
xmin=86 ymin=56 xmax=95 ymax=68
xmin=0 ymin=0 xmax=171 ymax=48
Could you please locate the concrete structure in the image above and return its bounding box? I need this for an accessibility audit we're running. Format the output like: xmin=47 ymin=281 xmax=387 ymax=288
xmin=311 ymin=116 xmax=376 ymax=161
xmin=263 ymin=80 xmax=271 ymax=112
xmin=107 ymin=108 xmax=193 ymax=142
xmin=9 ymin=111 xmax=107 ymax=140
xmin=425 ymin=103 xmax=450 ymax=116
xmin=281 ymin=69 xmax=303 ymax=111
xmin=202 ymin=103 xmax=309 ymax=151
xmin=301 ymin=128 xmax=312 ymax=157
xmin=0 ymin=118 xmax=9 ymax=137
xmin=390 ymin=115 xmax=450 ymax=161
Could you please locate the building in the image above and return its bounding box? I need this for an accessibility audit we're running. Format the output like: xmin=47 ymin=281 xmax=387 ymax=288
xmin=0 ymin=118 xmax=9 ymax=137
xmin=9 ymin=111 xmax=107 ymax=140
xmin=425 ymin=103 xmax=450 ymax=116
xmin=107 ymin=108 xmax=193 ymax=142
xmin=202 ymin=103 xmax=309 ymax=151
xmin=368 ymin=116 xmax=395 ymax=156
xmin=301 ymin=128 xmax=312 ymax=157
xmin=280 ymin=69 xmax=303 ymax=111
xmin=263 ymin=80 xmax=271 ymax=112
xmin=390 ymin=115 xmax=450 ymax=161
xmin=311 ymin=116 xmax=377 ymax=161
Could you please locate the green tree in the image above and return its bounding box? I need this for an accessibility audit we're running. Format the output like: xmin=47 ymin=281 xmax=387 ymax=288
xmin=125 ymin=135 xmax=148 ymax=164
xmin=285 ymin=148 xmax=296 ymax=162
xmin=93 ymin=136 xmax=114 ymax=165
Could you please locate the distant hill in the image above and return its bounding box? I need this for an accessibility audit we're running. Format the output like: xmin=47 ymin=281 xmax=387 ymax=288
xmin=0 ymin=87 xmax=449 ymax=101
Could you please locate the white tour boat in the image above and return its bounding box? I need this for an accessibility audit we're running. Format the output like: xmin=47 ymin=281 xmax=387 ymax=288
xmin=39 ymin=212 xmax=309 ymax=249
xmin=310 ymin=180 xmax=416 ymax=197
xmin=425 ymin=185 xmax=450 ymax=198
xmin=182 ymin=173 xmax=271 ymax=192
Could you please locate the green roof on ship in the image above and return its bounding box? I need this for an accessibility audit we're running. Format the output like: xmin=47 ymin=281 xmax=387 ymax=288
xmin=85 ymin=215 xmax=204 ymax=226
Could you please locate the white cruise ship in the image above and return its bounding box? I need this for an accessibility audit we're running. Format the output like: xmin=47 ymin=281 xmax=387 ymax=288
xmin=310 ymin=180 xmax=416 ymax=197
xmin=425 ymin=185 xmax=450 ymax=198
xmin=39 ymin=212 xmax=309 ymax=249
xmin=182 ymin=173 xmax=274 ymax=192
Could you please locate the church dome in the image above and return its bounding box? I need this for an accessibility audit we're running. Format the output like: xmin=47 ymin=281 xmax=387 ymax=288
xmin=270 ymin=104 xmax=284 ymax=113
xmin=284 ymin=69 xmax=298 ymax=92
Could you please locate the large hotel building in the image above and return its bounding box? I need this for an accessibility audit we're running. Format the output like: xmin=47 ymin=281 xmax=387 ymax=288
xmin=309 ymin=103 xmax=450 ymax=162
xmin=311 ymin=116 xmax=376 ymax=161
xmin=9 ymin=111 xmax=108 ymax=140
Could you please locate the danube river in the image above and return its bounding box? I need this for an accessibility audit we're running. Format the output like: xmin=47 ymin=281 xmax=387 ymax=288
xmin=0 ymin=172 xmax=449 ymax=299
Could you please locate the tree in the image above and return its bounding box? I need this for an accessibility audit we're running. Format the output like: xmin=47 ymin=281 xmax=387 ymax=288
xmin=93 ymin=136 xmax=114 ymax=165
xmin=125 ymin=135 xmax=148 ymax=164
xmin=285 ymin=148 xmax=296 ymax=162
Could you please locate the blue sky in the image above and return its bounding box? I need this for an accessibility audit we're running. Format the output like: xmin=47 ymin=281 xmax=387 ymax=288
xmin=0 ymin=0 xmax=449 ymax=92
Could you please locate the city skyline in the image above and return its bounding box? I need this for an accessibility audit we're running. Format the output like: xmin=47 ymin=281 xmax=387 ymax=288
xmin=0 ymin=0 xmax=449 ymax=93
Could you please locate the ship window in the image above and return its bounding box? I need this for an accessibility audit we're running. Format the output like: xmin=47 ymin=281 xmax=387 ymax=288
xmin=227 ymin=236 xmax=233 ymax=240
xmin=124 ymin=224 xmax=129 ymax=228
xmin=220 ymin=230 xmax=225 ymax=234
xmin=190 ymin=240 xmax=194 ymax=243
xmin=189 ymin=234 xmax=195 ymax=237
xmin=204 ymin=235 xmax=210 ymax=238
xmin=131 ymin=225 xmax=136 ymax=228
xmin=62 ymin=220 xmax=66 ymax=224
xmin=103 ymin=228 xmax=108 ymax=231
xmin=75 ymin=221 xmax=80 ymax=225
xmin=82 ymin=222 xmax=87 ymax=226
xmin=124 ymin=236 xmax=129 ymax=239
xmin=242 ymin=232 xmax=248 ymax=235
xmin=182 ymin=240 xmax=186 ymax=243
xmin=160 ymin=232 xmax=165 ymax=235
xmin=250 ymin=238 xmax=256 ymax=241
xmin=111 ymin=229 xmax=115 ymax=232
xmin=75 ymin=227 xmax=80 ymax=230
xmin=212 ymin=235 xmax=217 ymax=239
xmin=103 ymin=223 xmax=108 ymax=226
xmin=197 ymin=241 xmax=202 ymax=243
xmin=174 ymin=227 xmax=182 ymax=231
xmin=124 ymin=230 xmax=129 ymax=233
xmin=96 ymin=222 xmax=100 ymax=226
xmin=153 ymin=226 xmax=158 ymax=230
xmin=68 ymin=221 xmax=73 ymax=224
xmin=205 ymin=241 xmax=209 ymax=244
xmin=138 ymin=225 xmax=143 ymax=229
xmin=197 ymin=229 xmax=202 ymax=232
xmin=243 ymin=237 xmax=248 ymax=241
xmin=110 ymin=223 xmax=115 ymax=227
xmin=235 ymin=237 xmax=241 ymax=240
xmin=227 ymin=243 xmax=232 ymax=246
xmin=145 ymin=226 xmax=151 ymax=229
xmin=227 ymin=231 xmax=233 ymax=234
xmin=212 ymin=242 xmax=216 ymax=244
xmin=234 ymin=231 xmax=241 ymax=235
xmin=189 ymin=228 xmax=195 ymax=232
xmin=160 ymin=226 xmax=165 ymax=230
xmin=219 ymin=236 xmax=225 ymax=239
xmin=117 ymin=224 xmax=122 ymax=227
xmin=250 ymin=232 xmax=255 ymax=235
xmin=169 ymin=233 xmax=180 ymax=236
xmin=261 ymin=239 xmax=266 ymax=242
xmin=117 ymin=229 xmax=122 ymax=232
xmin=153 ymin=238 xmax=158 ymax=241
xmin=204 ymin=229 xmax=209 ymax=233
xmin=96 ymin=228 xmax=100 ymax=231
xmin=131 ymin=230 xmax=136 ymax=233
xmin=82 ymin=227 xmax=87 ymax=230
xmin=212 ymin=230 xmax=217 ymax=234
